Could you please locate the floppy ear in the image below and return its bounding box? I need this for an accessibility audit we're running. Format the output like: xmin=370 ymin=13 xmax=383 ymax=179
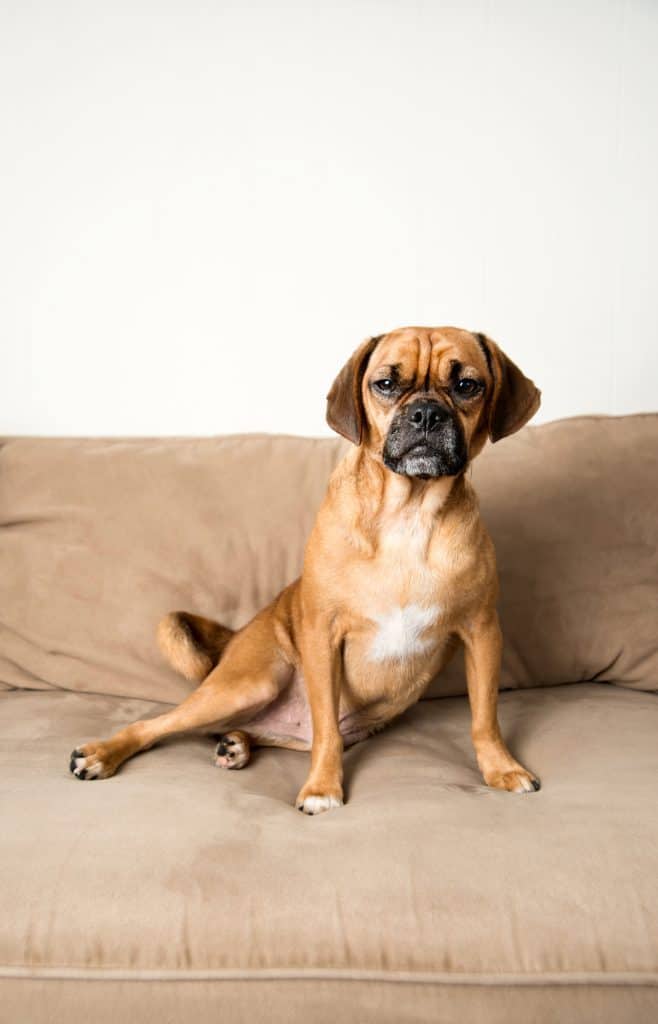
xmin=476 ymin=334 xmax=541 ymax=443
xmin=326 ymin=335 xmax=381 ymax=444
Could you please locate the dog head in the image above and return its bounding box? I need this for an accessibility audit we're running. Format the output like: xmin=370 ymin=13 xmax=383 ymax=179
xmin=326 ymin=326 xmax=541 ymax=479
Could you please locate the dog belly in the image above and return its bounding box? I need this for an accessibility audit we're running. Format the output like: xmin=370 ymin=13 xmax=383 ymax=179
xmin=245 ymin=671 xmax=312 ymax=748
xmin=244 ymin=671 xmax=371 ymax=750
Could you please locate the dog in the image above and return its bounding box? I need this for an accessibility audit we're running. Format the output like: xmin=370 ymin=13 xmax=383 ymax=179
xmin=70 ymin=326 xmax=542 ymax=813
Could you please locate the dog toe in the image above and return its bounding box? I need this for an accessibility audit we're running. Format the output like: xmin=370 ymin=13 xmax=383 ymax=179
xmin=488 ymin=768 xmax=541 ymax=794
xmin=214 ymin=731 xmax=251 ymax=770
xmin=296 ymin=794 xmax=343 ymax=815
xmin=69 ymin=743 xmax=115 ymax=780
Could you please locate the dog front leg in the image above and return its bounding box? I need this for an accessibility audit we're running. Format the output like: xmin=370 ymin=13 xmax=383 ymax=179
xmin=461 ymin=611 xmax=541 ymax=794
xmin=295 ymin=619 xmax=344 ymax=815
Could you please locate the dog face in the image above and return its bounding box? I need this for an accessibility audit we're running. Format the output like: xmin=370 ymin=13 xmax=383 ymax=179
xmin=327 ymin=326 xmax=541 ymax=478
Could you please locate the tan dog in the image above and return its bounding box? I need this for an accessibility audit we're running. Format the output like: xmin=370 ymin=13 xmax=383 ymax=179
xmin=70 ymin=326 xmax=542 ymax=813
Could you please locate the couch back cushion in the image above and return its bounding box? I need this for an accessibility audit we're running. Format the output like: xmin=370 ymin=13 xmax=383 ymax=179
xmin=1 ymin=415 xmax=656 ymax=702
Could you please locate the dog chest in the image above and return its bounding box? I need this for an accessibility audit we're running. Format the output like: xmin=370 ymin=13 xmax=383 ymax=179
xmin=335 ymin=511 xmax=448 ymax=663
xmin=368 ymin=602 xmax=441 ymax=661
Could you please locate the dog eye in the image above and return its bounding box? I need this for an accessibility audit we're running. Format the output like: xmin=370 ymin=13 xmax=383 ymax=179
xmin=455 ymin=378 xmax=482 ymax=397
xmin=374 ymin=379 xmax=395 ymax=393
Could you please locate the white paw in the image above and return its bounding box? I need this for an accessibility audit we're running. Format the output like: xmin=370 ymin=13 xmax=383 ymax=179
xmin=296 ymin=794 xmax=343 ymax=815
xmin=69 ymin=748 xmax=113 ymax=780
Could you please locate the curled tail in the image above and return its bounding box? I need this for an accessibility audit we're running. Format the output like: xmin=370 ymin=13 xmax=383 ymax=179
xmin=157 ymin=611 xmax=235 ymax=682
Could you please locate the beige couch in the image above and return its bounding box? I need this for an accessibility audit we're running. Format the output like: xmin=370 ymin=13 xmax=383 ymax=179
xmin=1 ymin=414 xmax=657 ymax=1023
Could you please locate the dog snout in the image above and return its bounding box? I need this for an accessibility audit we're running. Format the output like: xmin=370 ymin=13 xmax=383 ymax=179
xmin=406 ymin=399 xmax=449 ymax=434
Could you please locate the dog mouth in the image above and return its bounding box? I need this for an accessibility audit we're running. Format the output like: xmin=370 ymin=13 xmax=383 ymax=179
xmin=406 ymin=443 xmax=436 ymax=455
xmin=405 ymin=447 xmax=436 ymax=480
xmin=382 ymin=436 xmax=467 ymax=479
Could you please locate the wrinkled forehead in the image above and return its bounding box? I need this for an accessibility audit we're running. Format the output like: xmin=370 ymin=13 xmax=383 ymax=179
xmin=371 ymin=327 xmax=489 ymax=382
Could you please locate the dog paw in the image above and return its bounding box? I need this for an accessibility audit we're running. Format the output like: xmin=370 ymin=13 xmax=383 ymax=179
xmin=486 ymin=768 xmax=541 ymax=794
xmin=214 ymin=731 xmax=251 ymax=770
xmin=69 ymin=743 xmax=117 ymax=780
xmin=295 ymin=791 xmax=344 ymax=815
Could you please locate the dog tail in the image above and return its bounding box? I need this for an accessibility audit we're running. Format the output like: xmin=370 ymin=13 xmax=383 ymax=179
xmin=157 ymin=611 xmax=235 ymax=682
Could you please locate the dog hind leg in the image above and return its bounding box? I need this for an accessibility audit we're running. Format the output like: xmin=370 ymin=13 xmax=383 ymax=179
xmin=69 ymin=614 xmax=291 ymax=780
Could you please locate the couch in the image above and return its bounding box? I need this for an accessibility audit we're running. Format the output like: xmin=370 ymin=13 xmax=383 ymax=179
xmin=1 ymin=414 xmax=657 ymax=1023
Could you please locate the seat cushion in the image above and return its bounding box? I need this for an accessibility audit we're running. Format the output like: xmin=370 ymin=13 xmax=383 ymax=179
xmin=1 ymin=415 xmax=657 ymax=705
xmin=1 ymin=683 xmax=657 ymax=1022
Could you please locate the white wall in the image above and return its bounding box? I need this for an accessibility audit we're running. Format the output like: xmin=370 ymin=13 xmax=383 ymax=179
xmin=2 ymin=0 xmax=656 ymax=437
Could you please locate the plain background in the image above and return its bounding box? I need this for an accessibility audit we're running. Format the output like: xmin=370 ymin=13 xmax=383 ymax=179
xmin=1 ymin=0 xmax=656 ymax=438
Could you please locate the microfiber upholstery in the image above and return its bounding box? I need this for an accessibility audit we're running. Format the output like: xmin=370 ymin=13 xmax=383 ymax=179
xmin=1 ymin=416 xmax=657 ymax=1023
xmin=0 ymin=415 xmax=656 ymax=702
xmin=1 ymin=684 xmax=657 ymax=1023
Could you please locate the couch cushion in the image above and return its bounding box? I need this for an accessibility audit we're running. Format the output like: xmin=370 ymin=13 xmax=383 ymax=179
xmin=428 ymin=412 xmax=658 ymax=696
xmin=0 ymin=414 xmax=656 ymax=703
xmin=0 ymin=684 xmax=656 ymax=1022
xmin=0 ymin=434 xmax=345 ymax=702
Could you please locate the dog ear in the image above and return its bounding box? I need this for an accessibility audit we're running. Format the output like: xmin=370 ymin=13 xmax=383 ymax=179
xmin=476 ymin=334 xmax=541 ymax=443
xmin=326 ymin=335 xmax=381 ymax=444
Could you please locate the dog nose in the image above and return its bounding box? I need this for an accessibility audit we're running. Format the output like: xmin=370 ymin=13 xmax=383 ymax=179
xmin=407 ymin=400 xmax=447 ymax=432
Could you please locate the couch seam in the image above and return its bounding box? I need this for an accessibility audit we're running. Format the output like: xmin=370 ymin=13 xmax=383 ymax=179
xmin=1 ymin=967 xmax=657 ymax=986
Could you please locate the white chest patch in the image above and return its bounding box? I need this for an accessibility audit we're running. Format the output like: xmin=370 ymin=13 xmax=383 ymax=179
xmin=369 ymin=603 xmax=441 ymax=662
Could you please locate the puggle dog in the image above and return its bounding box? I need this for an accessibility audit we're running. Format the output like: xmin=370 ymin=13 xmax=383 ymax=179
xmin=70 ymin=326 xmax=542 ymax=813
